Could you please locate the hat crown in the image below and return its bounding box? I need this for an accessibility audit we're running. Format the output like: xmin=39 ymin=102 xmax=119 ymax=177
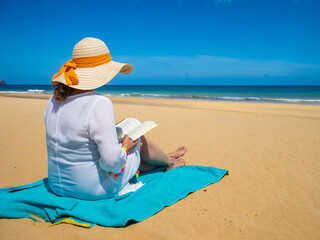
xmin=72 ymin=37 xmax=110 ymax=59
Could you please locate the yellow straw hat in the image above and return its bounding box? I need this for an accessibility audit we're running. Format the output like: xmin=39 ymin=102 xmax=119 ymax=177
xmin=52 ymin=37 xmax=133 ymax=90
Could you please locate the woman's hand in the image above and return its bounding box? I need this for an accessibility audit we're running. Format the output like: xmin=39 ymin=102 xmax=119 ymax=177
xmin=121 ymin=134 xmax=137 ymax=153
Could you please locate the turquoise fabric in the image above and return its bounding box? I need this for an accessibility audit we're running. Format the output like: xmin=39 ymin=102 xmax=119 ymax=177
xmin=0 ymin=165 xmax=228 ymax=227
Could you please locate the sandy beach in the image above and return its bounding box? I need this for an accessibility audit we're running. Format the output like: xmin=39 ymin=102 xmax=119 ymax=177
xmin=0 ymin=93 xmax=319 ymax=240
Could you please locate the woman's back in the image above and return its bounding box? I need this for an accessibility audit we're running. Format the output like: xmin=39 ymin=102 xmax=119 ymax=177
xmin=45 ymin=92 xmax=140 ymax=200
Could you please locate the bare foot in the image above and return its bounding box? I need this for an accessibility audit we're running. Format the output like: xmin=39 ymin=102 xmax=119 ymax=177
xmin=165 ymin=157 xmax=186 ymax=171
xmin=167 ymin=146 xmax=187 ymax=159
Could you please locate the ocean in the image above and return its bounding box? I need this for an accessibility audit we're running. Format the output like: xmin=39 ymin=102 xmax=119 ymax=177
xmin=1 ymin=85 xmax=320 ymax=105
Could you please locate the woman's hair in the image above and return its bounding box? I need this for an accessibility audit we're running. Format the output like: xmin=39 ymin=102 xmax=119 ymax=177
xmin=53 ymin=83 xmax=72 ymax=102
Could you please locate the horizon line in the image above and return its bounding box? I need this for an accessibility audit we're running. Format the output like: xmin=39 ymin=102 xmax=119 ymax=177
xmin=1 ymin=84 xmax=320 ymax=87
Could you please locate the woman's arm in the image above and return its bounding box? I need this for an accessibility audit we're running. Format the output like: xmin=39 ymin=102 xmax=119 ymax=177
xmin=87 ymin=97 xmax=127 ymax=173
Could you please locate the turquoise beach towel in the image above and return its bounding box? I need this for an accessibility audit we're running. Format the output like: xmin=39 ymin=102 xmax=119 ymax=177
xmin=0 ymin=165 xmax=228 ymax=228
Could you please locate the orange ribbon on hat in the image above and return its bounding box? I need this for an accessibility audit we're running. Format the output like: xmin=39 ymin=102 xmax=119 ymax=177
xmin=52 ymin=53 xmax=112 ymax=86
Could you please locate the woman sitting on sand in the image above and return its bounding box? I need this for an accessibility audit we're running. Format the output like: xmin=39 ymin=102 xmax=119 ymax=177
xmin=45 ymin=37 xmax=186 ymax=200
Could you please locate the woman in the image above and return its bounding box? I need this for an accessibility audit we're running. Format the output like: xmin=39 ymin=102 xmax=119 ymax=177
xmin=45 ymin=37 xmax=186 ymax=200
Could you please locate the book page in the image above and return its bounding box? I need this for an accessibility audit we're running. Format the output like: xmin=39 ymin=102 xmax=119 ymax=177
xmin=128 ymin=121 xmax=158 ymax=141
xmin=116 ymin=118 xmax=141 ymax=141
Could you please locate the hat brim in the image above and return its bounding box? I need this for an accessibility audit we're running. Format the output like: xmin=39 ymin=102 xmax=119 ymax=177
xmin=52 ymin=61 xmax=133 ymax=90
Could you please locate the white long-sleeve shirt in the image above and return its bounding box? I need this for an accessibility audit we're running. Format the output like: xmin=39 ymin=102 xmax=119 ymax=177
xmin=45 ymin=92 xmax=142 ymax=200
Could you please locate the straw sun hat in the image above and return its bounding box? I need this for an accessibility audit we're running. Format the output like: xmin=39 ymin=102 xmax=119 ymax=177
xmin=52 ymin=37 xmax=133 ymax=90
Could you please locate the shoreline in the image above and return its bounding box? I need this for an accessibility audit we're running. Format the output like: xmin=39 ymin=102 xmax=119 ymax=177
xmin=1 ymin=91 xmax=320 ymax=105
xmin=0 ymin=91 xmax=319 ymax=105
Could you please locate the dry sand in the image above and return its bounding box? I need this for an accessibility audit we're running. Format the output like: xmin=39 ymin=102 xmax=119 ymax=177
xmin=0 ymin=93 xmax=319 ymax=240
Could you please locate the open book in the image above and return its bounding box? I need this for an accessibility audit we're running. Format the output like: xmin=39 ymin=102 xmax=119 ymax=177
xmin=116 ymin=118 xmax=158 ymax=142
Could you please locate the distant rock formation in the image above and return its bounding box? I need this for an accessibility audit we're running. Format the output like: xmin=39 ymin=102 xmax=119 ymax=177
xmin=0 ymin=79 xmax=6 ymax=85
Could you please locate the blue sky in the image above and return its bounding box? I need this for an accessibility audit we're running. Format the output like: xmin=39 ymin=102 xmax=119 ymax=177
xmin=0 ymin=0 xmax=319 ymax=85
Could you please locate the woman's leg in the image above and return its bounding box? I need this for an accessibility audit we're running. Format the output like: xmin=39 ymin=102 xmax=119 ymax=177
xmin=139 ymin=136 xmax=187 ymax=172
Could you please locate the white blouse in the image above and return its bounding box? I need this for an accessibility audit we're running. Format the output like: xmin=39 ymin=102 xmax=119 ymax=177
xmin=45 ymin=92 xmax=142 ymax=200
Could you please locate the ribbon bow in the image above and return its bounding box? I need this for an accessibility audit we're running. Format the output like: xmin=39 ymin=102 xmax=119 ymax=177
xmin=52 ymin=60 xmax=79 ymax=86
xmin=52 ymin=53 xmax=112 ymax=86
